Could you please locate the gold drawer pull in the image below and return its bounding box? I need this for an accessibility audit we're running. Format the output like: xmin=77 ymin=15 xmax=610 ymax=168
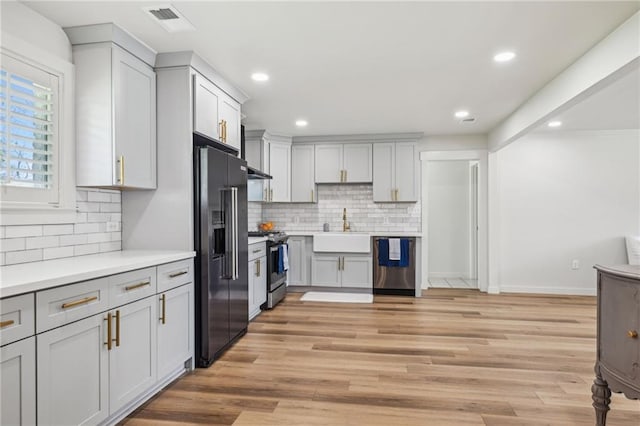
xmin=62 ymin=296 xmax=98 ymax=309
xmin=0 ymin=319 xmax=15 ymax=329
xmin=104 ymin=312 xmax=112 ymax=350
xmin=160 ymin=294 xmax=166 ymax=325
xmin=628 ymin=330 xmax=638 ymax=339
xmin=114 ymin=310 xmax=120 ymax=347
xmin=125 ymin=280 xmax=151 ymax=291
xmin=252 ymin=249 xmax=261 ymax=254
xmin=169 ymin=270 xmax=188 ymax=278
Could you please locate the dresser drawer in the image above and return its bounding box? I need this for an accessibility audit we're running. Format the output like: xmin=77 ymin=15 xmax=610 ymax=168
xmin=599 ymin=273 xmax=640 ymax=386
xmin=36 ymin=278 xmax=109 ymax=333
xmin=157 ymin=259 xmax=193 ymax=293
xmin=109 ymin=267 xmax=156 ymax=308
xmin=249 ymin=243 xmax=267 ymax=262
xmin=0 ymin=294 xmax=35 ymax=346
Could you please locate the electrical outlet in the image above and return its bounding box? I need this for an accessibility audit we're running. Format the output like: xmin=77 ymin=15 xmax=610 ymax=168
xmin=106 ymin=221 xmax=120 ymax=232
xmin=571 ymin=259 xmax=580 ymax=270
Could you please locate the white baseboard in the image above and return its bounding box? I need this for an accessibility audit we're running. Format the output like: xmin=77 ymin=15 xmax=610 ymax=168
xmin=499 ymin=285 xmax=596 ymax=296
xmin=428 ymin=272 xmax=469 ymax=279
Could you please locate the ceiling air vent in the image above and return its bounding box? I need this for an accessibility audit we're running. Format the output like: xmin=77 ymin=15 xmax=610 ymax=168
xmin=149 ymin=8 xmax=179 ymax=20
xmin=143 ymin=5 xmax=195 ymax=33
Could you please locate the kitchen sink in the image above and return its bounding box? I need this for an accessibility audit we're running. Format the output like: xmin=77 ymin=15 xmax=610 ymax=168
xmin=313 ymin=232 xmax=371 ymax=253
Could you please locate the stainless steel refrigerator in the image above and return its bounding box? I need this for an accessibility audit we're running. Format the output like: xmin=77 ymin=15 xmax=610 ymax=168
xmin=193 ymin=132 xmax=248 ymax=367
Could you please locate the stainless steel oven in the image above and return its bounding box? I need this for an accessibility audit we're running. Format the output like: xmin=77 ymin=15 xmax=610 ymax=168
xmin=248 ymin=231 xmax=288 ymax=308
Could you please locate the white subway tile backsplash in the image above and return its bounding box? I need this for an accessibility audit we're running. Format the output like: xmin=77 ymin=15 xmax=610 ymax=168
xmin=26 ymin=236 xmax=60 ymax=250
xmin=5 ymin=225 xmax=43 ymax=238
xmin=60 ymin=234 xmax=88 ymax=247
xmin=43 ymin=224 xmax=74 ymax=236
xmin=100 ymin=241 xmax=121 ymax=252
xmin=43 ymin=246 xmax=74 ymax=260
xmin=87 ymin=233 xmax=112 ymax=244
xmin=6 ymin=249 xmax=43 ymax=265
xmin=77 ymin=202 xmax=100 ymax=213
xmin=1 ymin=238 xmax=26 ymax=253
xmin=0 ymin=189 xmax=122 ymax=266
xmin=261 ymin=184 xmax=421 ymax=233
xmin=87 ymin=191 xmax=112 ymax=203
xmin=100 ymin=202 xmax=120 ymax=213
xmin=75 ymin=223 xmax=101 ymax=234
xmin=74 ymin=243 xmax=100 ymax=256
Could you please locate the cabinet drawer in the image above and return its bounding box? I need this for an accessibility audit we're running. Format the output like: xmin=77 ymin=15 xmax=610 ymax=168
xmin=109 ymin=267 xmax=156 ymax=308
xmin=249 ymin=243 xmax=267 ymax=261
xmin=157 ymin=259 xmax=193 ymax=293
xmin=0 ymin=294 xmax=35 ymax=346
xmin=36 ymin=278 xmax=109 ymax=333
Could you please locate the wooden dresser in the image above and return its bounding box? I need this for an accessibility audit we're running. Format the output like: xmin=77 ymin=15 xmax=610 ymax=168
xmin=592 ymin=265 xmax=640 ymax=425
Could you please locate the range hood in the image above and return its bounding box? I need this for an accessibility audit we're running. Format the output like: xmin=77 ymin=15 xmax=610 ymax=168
xmin=247 ymin=166 xmax=272 ymax=180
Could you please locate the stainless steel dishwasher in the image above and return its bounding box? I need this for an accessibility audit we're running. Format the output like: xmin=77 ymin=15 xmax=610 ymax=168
xmin=373 ymin=237 xmax=416 ymax=296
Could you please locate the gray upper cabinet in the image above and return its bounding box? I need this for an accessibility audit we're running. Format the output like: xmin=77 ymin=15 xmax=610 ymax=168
xmin=373 ymin=142 xmax=417 ymax=202
xmin=291 ymin=145 xmax=316 ymax=203
xmin=245 ymin=130 xmax=291 ymax=202
xmin=193 ymin=73 xmax=242 ymax=153
xmin=314 ymin=143 xmax=372 ymax=183
xmin=67 ymin=24 xmax=157 ymax=189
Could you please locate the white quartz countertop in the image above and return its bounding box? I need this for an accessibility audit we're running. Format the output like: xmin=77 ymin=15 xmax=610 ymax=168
xmin=0 ymin=250 xmax=195 ymax=298
xmin=284 ymin=231 xmax=422 ymax=237
xmin=249 ymin=236 xmax=268 ymax=245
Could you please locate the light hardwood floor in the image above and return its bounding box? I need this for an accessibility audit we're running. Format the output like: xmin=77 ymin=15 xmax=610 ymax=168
xmin=122 ymin=289 xmax=640 ymax=425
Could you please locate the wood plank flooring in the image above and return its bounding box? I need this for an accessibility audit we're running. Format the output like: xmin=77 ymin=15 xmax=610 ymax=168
xmin=121 ymin=289 xmax=640 ymax=425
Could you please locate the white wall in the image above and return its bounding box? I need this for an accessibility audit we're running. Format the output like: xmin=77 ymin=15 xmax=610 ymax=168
xmin=427 ymin=161 xmax=471 ymax=277
xmin=418 ymin=134 xmax=488 ymax=152
xmin=496 ymin=129 xmax=639 ymax=294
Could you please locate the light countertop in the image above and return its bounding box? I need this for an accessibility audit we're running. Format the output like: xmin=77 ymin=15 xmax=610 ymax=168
xmin=284 ymin=231 xmax=422 ymax=237
xmin=0 ymin=250 xmax=195 ymax=298
xmin=249 ymin=236 xmax=268 ymax=245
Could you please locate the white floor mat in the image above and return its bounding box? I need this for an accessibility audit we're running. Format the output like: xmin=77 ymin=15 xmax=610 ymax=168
xmin=299 ymin=291 xmax=373 ymax=303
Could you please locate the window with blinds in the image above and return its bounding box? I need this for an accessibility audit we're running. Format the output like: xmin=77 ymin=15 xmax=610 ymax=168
xmin=0 ymin=66 xmax=55 ymax=189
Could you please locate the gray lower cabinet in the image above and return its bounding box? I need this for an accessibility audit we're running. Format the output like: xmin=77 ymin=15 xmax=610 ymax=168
xmin=592 ymin=264 xmax=640 ymax=425
xmin=2 ymin=258 xmax=194 ymax=426
xmin=288 ymin=237 xmax=310 ymax=286
xmin=311 ymin=253 xmax=372 ymax=288
xmin=1 ymin=336 xmax=36 ymax=426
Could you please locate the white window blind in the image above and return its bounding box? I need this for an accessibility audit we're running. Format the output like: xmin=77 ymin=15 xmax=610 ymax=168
xmin=0 ymin=53 xmax=59 ymax=205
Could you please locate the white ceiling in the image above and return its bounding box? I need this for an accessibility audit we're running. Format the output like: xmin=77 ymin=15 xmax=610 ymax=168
xmin=22 ymin=1 xmax=640 ymax=137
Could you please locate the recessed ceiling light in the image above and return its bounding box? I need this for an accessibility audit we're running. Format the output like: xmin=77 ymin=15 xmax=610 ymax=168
xmin=494 ymin=51 xmax=516 ymax=63
xmin=295 ymin=120 xmax=308 ymax=127
xmin=548 ymin=120 xmax=562 ymax=128
xmin=454 ymin=110 xmax=469 ymax=118
xmin=251 ymin=72 xmax=269 ymax=82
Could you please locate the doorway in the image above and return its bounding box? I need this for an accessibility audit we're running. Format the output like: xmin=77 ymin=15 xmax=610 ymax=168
xmin=425 ymin=160 xmax=478 ymax=288
xmin=420 ymin=150 xmax=488 ymax=292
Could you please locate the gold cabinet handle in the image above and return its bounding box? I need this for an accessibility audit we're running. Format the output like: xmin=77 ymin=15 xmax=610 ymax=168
xmin=628 ymin=330 xmax=638 ymax=338
xmin=219 ymin=120 xmax=224 ymax=142
xmin=61 ymin=296 xmax=98 ymax=309
xmin=114 ymin=310 xmax=120 ymax=347
xmin=0 ymin=319 xmax=15 ymax=329
xmin=224 ymin=120 xmax=228 ymax=142
xmin=255 ymin=259 xmax=260 ymax=277
xmin=311 ymin=189 xmax=314 ymax=202
xmin=118 ymin=155 xmax=125 ymax=185
xmin=338 ymin=257 xmax=341 ymax=271
xmin=124 ymin=280 xmax=151 ymax=291
xmin=160 ymin=294 xmax=166 ymax=325
xmin=270 ymin=188 xmax=273 ymax=201
xmin=104 ymin=312 xmax=112 ymax=350
xmin=169 ymin=270 xmax=188 ymax=278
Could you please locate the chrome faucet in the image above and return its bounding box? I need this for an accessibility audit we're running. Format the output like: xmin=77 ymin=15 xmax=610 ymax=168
xmin=343 ymin=208 xmax=350 ymax=232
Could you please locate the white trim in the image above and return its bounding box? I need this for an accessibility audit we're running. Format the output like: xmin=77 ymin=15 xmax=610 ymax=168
xmin=420 ymin=150 xmax=488 ymax=292
xmin=0 ymin=34 xmax=76 ymax=225
xmin=428 ymin=272 xmax=469 ymax=279
xmin=487 ymin=152 xmax=500 ymax=294
xmin=500 ymin=286 xmax=596 ymax=296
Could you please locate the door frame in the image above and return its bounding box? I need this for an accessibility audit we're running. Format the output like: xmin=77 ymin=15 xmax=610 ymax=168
xmin=420 ymin=150 xmax=488 ymax=292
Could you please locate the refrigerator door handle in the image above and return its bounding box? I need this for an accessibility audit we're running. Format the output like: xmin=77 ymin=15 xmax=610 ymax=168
xmin=231 ymin=187 xmax=239 ymax=280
